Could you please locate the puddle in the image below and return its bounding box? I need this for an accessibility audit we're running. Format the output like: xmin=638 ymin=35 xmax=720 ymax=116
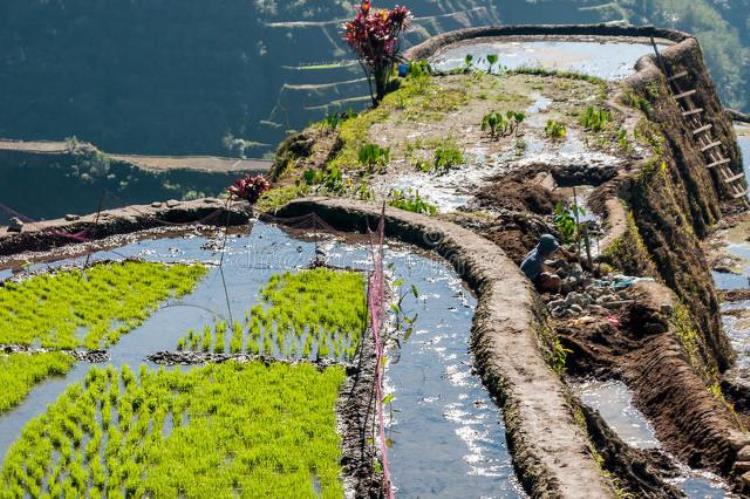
xmin=573 ymin=379 xmax=659 ymax=449
xmin=431 ymin=40 xmax=668 ymax=81
xmin=0 ymin=221 xmax=524 ymax=496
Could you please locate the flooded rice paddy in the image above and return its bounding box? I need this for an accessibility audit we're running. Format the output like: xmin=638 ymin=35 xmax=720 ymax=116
xmin=431 ymin=40 xmax=668 ymax=81
xmin=0 ymin=221 xmax=524 ymax=495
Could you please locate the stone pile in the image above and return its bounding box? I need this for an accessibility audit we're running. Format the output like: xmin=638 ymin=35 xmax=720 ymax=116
xmin=544 ymin=259 xmax=636 ymax=318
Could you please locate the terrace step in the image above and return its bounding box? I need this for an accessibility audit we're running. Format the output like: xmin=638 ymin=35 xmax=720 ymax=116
xmin=683 ymin=108 xmax=703 ymax=117
xmin=668 ymin=70 xmax=689 ymax=81
xmin=707 ymin=158 xmax=731 ymax=169
xmin=674 ymin=89 xmax=697 ymax=100
xmin=701 ymin=141 xmax=722 ymax=152
xmin=693 ymin=124 xmax=712 ymax=135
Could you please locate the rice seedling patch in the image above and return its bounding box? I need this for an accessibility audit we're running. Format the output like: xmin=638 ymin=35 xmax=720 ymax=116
xmin=177 ymin=267 xmax=366 ymax=362
xmin=0 ymin=362 xmax=345 ymax=498
xmin=0 ymin=353 xmax=76 ymax=415
xmin=0 ymin=261 xmax=207 ymax=350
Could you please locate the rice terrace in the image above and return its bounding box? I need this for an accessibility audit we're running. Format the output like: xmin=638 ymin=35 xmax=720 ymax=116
xmin=2 ymin=1 xmax=750 ymax=498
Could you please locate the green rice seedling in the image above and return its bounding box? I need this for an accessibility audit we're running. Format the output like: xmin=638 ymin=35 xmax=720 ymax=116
xmin=0 ymin=352 xmax=75 ymax=414
xmin=1 ymin=363 xmax=347 ymax=496
xmin=0 ymin=261 xmax=206 ymax=349
xmin=230 ymin=322 xmax=243 ymax=354
xmin=201 ymin=325 xmax=212 ymax=352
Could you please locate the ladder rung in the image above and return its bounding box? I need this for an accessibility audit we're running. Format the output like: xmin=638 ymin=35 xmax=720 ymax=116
xmin=701 ymin=141 xmax=722 ymax=152
xmin=724 ymin=172 xmax=745 ymax=184
xmin=707 ymin=158 xmax=731 ymax=169
xmin=731 ymin=188 xmax=748 ymax=200
xmin=674 ymin=89 xmax=697 ymax=100
xmin=683 ymin=108 xmax=703 ymax=117
xmin=693 ymin=124 xmax=712 ymax=135
xmin=668 ymin=70 xmax=689 ymax=81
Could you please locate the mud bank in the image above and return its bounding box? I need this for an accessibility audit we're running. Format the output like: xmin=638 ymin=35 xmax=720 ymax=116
xmin=275 ymin=197 xmax=613 ymax=497
xmin=0 ymin=198 xmax=249 ymax=257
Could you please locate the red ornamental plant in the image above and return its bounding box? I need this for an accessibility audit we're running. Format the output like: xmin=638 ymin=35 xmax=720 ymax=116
xmin=343 ymin=1 xmax=412 ymax=105
xmin=227 ymin=174 xmax=271 ymax=204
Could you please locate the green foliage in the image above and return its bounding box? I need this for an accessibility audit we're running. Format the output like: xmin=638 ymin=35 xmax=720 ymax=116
xmin=553 ymin=202 xmax=586 ymax=244
xmin=255 ymin=184 xmax=310 ymax=213
xmin=481 ymin=110 xmax=524 ymax=139
xmin=388 ymin=189 xmax=438 ymax=216
xmin=407 ymin=60 xmax=432 ymax=79
xmin=433 ymin=142 xmax=464 ymax=173
xmin=0 ymin=363 xmax=346 ymax=497
xmin=0 ymin=262 xmax=206 ymax=349
xmin=579 ymin=106 xmax=611 ymax=132
xmin=544 ymin=119 xmax=567 ymax=140
xmin=481 ymin=111 xmax=507 ymax=139
xmin=358 ymin=143 xmax=391 ymax=171
xmin=0 ymin=353 xmax=75 ymax=414
xmin=177 ymin=268 xmax=366 ymax=362
xmin=486 ymin=53 xmax=499 ymax=74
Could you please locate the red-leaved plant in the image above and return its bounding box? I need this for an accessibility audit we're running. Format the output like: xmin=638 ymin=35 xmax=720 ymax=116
xmin=227 ymin=174 xmax=271 ymax=204
xmin=343 ymin=1 xmax=412 ymax=105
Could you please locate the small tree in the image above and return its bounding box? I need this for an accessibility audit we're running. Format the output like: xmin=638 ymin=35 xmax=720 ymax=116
xmin=343 ymin=1 xmax=412 ymax=105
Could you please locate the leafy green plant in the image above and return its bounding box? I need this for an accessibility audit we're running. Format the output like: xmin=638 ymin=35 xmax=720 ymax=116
xmin=579 ymin=106 xmax=612 ymax=132
xmin=554 ymin=202 xmax=578 ymax=244
xmin=545 ymin=120 xmax=567 ymax=140
xmin=0 ymin=262 xmax=206 ymax=349
xmin=464 ymin=54 xmax=474 ymax=70
xmin=388 ymin=189 xmax=438 ymax=215
xmin=433 ymin=142 xmax=464 ymax=173
xmin=358 ymin=143 xmax=390 ymax=172
xmin=486 ymin=53 xmax=499 ymax=74
xmin=481 ymin=111 xmax=508 ymax=139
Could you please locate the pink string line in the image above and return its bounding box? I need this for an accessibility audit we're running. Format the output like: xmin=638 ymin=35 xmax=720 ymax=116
xmin=367 ymin=203 xmax=394 ymax=498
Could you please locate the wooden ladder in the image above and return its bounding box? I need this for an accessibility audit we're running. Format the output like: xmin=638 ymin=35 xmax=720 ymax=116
xmin=651 ymin=40 xmax=750 ymax=210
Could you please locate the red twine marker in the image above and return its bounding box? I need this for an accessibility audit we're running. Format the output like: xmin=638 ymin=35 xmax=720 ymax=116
xmin=367 ymin=202 xmax=394 ymax=499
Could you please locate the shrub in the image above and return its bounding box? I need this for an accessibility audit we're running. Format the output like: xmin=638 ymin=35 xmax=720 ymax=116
xmin=343 ymin=1 xmax=412 ymax=104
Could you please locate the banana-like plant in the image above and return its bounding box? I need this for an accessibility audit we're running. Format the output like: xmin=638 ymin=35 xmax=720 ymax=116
xmin=486 ymin=53 xmax=499 ymax=74
xmin=481 ymin=111 xmax=508 ymax=139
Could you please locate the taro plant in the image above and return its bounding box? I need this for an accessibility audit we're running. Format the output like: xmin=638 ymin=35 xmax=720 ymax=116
xmin=545 ymin=119 xmax=567 ymax=140
xmin=464 ymin=54 xmax=474 ymax=71
xmin=481 ymin=111 xmax=508 ymax=139
xmin=506 ymin=110 xmax=526 ymax=136
xmin=486 ymin=53 xmax=499 ymax=74
xmin=343 ymin=1 xmax=412 ymax=105
xmin=579 ymin=106 xmax=612 ymax=132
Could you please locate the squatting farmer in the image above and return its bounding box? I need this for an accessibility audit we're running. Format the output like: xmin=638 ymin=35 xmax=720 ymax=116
xmin=521 ymin=234 xmax=563 ymax=293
